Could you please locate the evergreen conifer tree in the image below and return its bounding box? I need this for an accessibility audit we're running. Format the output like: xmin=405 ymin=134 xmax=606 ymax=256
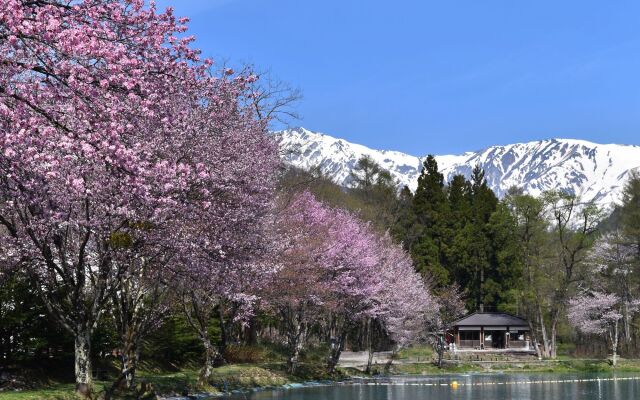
xmin=620 ymin=171 xmax=640 ymax=253
xmin=392 ymin=186 xmax=420 ymax=251
xmin=411 ymin=156 xmax=449 ymax=285
xmin=444 ymin=175 xmax=472 ymax=286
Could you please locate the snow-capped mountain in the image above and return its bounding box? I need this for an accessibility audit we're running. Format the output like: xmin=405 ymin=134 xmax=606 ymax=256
xmin=275 ymin=127 xmax=640 ymax=206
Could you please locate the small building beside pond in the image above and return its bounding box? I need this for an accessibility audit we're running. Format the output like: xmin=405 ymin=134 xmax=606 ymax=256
xmin=449 ymin=312 xmax=532 ymax=351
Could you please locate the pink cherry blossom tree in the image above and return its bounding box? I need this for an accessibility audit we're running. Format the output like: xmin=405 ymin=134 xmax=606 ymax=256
xmin=264 ymin=191 xmax=381 ymax=373
xmin=366 ymin=233 xmax=440 ymax=371
xmin=265 ymin=192 xmax=438 ymax=374
xmin=161 ymin=71 xmax=279 ymax=384
xmin=565 ymin=230 xmax=640 ymax=369
xmin=375 ymin=233 xmax=439 ymax=347
xmin=320 ymin=208 xmax=384 ymax=373
xmin=263 ymin=191 xmax=335 ymax=373
xmin=101 ymin=66 xmax=280 ymax=394
xmin=567 ymin=292 xmax=633 ymax=366
xmin=590 ymin=231 xmax=638 ymax=342
xmin=179 ymin=257 xmax=276 ymax=384
xmin=0 ymin=0 xmax=270 ymax=394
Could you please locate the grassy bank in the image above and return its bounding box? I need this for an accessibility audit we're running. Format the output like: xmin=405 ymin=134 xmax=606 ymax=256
xmin=6 ymin=345 xmax=640 ymax=399
xmin=0 ymin=343 xmax=341 ymax=399
xmin=387 ymin=345 xmax=640 ymax=375
xmin=0 ymin=363 xmax=342 ymax=400
xmin=389 ymin=358 xmax=640 ymax=375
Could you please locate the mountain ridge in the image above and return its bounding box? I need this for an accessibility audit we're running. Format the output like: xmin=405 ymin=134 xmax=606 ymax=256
xmin=275 ymin=127 xmax=640 ymax=207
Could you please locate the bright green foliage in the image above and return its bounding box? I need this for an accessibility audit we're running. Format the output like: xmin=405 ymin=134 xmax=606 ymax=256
xmin=486 ymin=202 xmax=523 ymax=311
xmin=504 ymin=189 xmax=550 ymax=320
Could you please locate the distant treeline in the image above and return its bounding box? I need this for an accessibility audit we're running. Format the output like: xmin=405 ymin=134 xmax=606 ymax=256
xmin=287 ymin=155 xmax=640 ymax=361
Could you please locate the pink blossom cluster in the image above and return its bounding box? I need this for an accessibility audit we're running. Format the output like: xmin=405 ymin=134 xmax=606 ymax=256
xmin=568 ymin=292 xmax=623 ymax=336
xmin=0 ymin=0 xmax=279 ymax=387
xmin=569 ymin=233 xmax=640 ymax=350
xmin=266 ymin=191 xmax=436 ymax=345
xmin=0 ymin=0 xmax=278 ymax=283
xmin=374 ymin=233 xmax=439 ymax=346
xmin=0 ymin=0 xmax=437 ymax=385
xmin=1 ymin=0 xmax=209 ymax=263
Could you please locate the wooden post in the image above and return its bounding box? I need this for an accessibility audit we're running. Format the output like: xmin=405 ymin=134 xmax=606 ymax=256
xmin=456 ymin=329 xmax=460 ymax=347
xmin=480 ymin=327 xmax=484 ymax=349
xmin=506 ymin=329 xmax=510 ymax=349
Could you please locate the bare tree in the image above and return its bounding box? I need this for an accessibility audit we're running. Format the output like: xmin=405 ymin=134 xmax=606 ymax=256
xmin=544 ymin=191 xmax=602 ymax=358
xmin=247 ymin=68 xmax=303 ymax=127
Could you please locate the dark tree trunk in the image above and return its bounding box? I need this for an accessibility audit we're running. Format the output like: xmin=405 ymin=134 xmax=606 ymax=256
xmin=327 ymin=329 xmax=347 ymax=374
xmin=218 ymin=307 xmax=229 ymax=355
xmin=365 ymin=319 xmax=375 ymax=374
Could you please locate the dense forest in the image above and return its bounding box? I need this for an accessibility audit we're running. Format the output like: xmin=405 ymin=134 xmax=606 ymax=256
xmin=314 ymin=154 xmax=640 ymax=363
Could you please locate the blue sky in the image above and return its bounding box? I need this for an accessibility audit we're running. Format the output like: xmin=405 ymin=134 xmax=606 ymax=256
xmin=155 ymin=0 xmax=640 ymax=155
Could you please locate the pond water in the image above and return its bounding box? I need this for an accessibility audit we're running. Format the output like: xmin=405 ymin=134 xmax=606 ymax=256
xmin=227 ymin=373 xmax=640 ymax=400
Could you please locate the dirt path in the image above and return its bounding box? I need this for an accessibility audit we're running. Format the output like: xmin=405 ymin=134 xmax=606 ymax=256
xmin=338 ymin=351 xmax=393 ymax=369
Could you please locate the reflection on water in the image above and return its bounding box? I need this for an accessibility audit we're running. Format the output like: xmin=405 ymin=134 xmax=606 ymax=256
xmin=228 ymin=373 xmax=640 ymax=400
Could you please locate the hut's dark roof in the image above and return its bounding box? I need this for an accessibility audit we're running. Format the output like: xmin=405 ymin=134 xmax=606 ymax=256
xmin=452 ymin=312 xmax=528 ymax=327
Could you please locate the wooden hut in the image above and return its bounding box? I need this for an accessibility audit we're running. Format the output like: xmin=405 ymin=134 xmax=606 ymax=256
xmin=450 ymin=312 xmax=531 ymax=351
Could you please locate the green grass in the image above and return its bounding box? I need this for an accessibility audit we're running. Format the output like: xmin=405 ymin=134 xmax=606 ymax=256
xmin=383 ymin=354 xmax=640 ymax=376
xmin=133 ymin=365 xmax=293 ymax=394
xmin=0 ymin=383 xmax=107 ymax=400
xmin=0 ymin=346 xmax=334 ymax=400
xmin=205 ymin=364 xmax=290 ymax=390
xmin=387 ymin=358 xmax=640 ymax=375
xmin=392 ymin=345 xmax=435 ymax=361
xmin=0 ymin=366 xmax=282 ymax=399
xmin=388 ymin=362 xmax=482 ymax=375
xmin=6 ymin=355 xmax=640 ymax=399
xmin=0 ymin=365 xmax=292 ymax=399
xmin=137 ymin=369 xmax=201 ymax=395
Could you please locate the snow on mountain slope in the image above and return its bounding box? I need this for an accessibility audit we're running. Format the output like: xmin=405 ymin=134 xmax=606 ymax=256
xmin=275 ymin=127 xmax=640 ymax=207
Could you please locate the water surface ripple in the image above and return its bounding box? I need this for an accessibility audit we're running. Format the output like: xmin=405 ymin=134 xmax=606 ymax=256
xmin=228 ymin=373 xmax=640 ymax=400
